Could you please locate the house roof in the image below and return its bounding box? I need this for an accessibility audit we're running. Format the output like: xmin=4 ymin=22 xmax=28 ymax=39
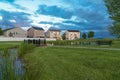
xmin=3 ymin=28 xmax=14 ymax=32
xmin=49 ymin=29 xmax=61 ymax=31
xmin=32 ymin=26 xmax=44 ymax=30
xmin=3 ymin=27 xmax=26 ymax=32
xmin=67 ymin=30 xmax=79 ymax=32
xmin=27 ymin=26 xmax=44 ymax=31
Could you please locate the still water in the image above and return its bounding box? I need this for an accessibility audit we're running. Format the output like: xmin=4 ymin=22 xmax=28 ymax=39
xmin=0 ymin=49 xmax=25 ymax=80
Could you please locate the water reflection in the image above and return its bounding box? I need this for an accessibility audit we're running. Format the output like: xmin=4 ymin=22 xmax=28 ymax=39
xmin=0 ymin=48 xmax=25 ymax=80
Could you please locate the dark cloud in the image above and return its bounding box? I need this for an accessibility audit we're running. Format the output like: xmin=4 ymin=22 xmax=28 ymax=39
xmin=37 ymin=5 xmax=73 ymax=19
xmin=39 ymin=21 xmax=53 ymax=24
xmin=12 ymin=3 xmax=28 ymax=10
xmin=36 ymin=2 xmax=112 ymax=31
xmin=0 ymin=10 xmax=31 ymax=29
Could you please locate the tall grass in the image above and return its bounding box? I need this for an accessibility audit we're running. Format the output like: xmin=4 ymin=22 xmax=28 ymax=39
xmin=0 ymin=49 xmax=16 ymax=80
xmin=0 ymin=42 xmax=36 ymax=80
xmin=0 ymin=48 xmax=29 ymax=80
xmin=17 ymin=42 xmax=36 ymax=80
xmin=18 ymin=42 xmax=36 ymax=57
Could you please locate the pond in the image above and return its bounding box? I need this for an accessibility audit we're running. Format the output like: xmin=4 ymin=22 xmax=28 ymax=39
xmin=0 ymin=48 xmax=26 ymax=80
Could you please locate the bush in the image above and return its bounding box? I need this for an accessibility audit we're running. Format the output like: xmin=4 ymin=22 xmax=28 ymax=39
xmin=96 ymin=40 xmax=112 ymax=46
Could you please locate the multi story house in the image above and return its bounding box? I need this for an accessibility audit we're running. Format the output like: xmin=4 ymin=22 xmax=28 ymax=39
xmin=3 ymin=27 xmax=27 ymax=38
xmin=66 ymin=30 xmax=80 ymax=40
xmin=46 ymin=29 xmax=62 ymax=40
xmin=27 ymin=27 xmax=45 ymax=38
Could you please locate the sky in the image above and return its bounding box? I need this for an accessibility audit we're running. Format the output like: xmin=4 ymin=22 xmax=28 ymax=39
xmin=0 ymin=0 xmax=114 ymax=38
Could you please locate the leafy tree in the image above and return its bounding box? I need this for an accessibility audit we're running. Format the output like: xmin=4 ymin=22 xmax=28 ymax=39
xmin=104 ymin=0 xmax=120 ymax=22
xmin=82 ymin=32 xmax=86 ymax=39
xmin=62 ymin=33 xmax=66 ymax=40
xmin=0 ymin=27 xmax=3 ymax=35
xmin=109 ymin=23 xmax=120 ymax=38
xmin=104 ymin=0 xmax=120 ymax=38
xmin=88 ymin=31 xmax=94 ymax=38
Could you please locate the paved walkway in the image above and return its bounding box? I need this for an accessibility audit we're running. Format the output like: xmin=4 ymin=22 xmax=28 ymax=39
xmin=51 ymin=46 xmax=120 ymax=51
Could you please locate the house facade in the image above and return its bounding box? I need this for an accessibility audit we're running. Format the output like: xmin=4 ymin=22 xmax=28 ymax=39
xmin=66 ymin=30 xmax=80 ymax=40
xmin=27 ymin=27 xmax=45 ymax=38
xmin=46 ymin=30 xmax=62 ymax=40
xmin=4 ymin=27 xmax=27 ymax=37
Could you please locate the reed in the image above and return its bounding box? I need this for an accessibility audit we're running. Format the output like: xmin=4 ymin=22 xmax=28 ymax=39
xmin=0 ymin=48 xmax=15 ymax=80
xmin=0 ymin=48 xmax=27 ymax=80
xmin=18 ymin=42 xmax=35 ymax=57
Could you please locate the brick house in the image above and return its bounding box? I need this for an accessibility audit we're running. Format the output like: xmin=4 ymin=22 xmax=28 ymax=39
xmin=3 ymin=27 xmax=27 ymax=37
xmin=66 ymin=30 xmax=80 ymax=40
xmin=46 ymin=30 xmax=62 ymax=40
xmin=27 ymin=27 xmax=45 ymax=38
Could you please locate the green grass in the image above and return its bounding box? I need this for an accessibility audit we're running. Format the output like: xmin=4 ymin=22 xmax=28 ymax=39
xmin=0 ymin=41 xmax=21 ymax=49
xmin=111 ymin=40 xmax=120 ymax=48
xmin=18 ymin=42 xmax=36 ymax=57
xmin=24 ymin=47 xmax=120 ymax=80
xmin=0 ymin=42 xmax=28 ymax=80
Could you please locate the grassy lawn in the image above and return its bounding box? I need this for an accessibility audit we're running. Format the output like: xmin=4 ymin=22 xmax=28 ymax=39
xmin=111 ymin=40 xmax=120 ymax=48
xmin=0 ymin=41 xmax=21 ymax=49
xmin=24 ymin=47 xmax=120 ymax=80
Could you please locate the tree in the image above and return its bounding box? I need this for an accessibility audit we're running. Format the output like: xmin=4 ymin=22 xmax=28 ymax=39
xmin=0 ymin=27 xmax=3 ymax=35
xmin=82 ymin=32 xmax=86 ymax=39
xmin=62 ymin=33 xmax=66 ymax=40
xmin=88 ymin=31 xmax=94 ymax=38
xmin=104 ymin=0 xmax=120 ymax=38
xmin=104 ymin=0 xmax=120 ymax=22
xmin=109 ymin=23 xmax=120 ymax=38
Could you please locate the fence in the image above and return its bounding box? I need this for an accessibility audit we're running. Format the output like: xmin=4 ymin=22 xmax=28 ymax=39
xmin=0 ymin=37 xmax=56 ymax=41
xmin=24 ymin=39 xmax=46 ymax=46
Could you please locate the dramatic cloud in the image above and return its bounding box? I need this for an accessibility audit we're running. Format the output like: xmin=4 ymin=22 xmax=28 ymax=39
xmin=37 ymin=5 xmax=73 ymax=19
xmin=0 ymin=10 xmax=31 ymax=29
xmin=0 ymin=0 xmax=113 ymax=38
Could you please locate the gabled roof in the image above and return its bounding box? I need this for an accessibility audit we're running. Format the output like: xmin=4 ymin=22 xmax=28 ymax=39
xmin=28 ymin=26 xmax=44 ymax=31
xmin=32 ymin=26 xmax=44 ymax=30
xmin=3 ymin=27 xmax=14 ymax=32
xmin=67 ymin=30 xmax=79 ymax=32
xmin=32 ymin=27 xmax=44 ymax=30
xmin=49 ymin=29 xmax=61 ymax=32
xmin=3 ymin=27 xmax=26 ymax=32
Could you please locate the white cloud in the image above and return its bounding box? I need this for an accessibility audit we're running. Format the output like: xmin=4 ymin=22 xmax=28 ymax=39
xmin=0 ymin=16 xmax=2 ymax=20
xmin=29 ymin=14 xmax=66 ymax=31
xmin=9 ymin=19 xmax=16 ymax=23
xmin=31 ymin=22 xmax=52 ymax=32
xmin=70 ymin=16 xmax=88 ymax=23
xmin=29 ymin=14 xmax=65 ymax=24
xmin=0 ymin=2 xmax=33 ymax=14
xmin=21 ymin=27 xmax=31 ymax=31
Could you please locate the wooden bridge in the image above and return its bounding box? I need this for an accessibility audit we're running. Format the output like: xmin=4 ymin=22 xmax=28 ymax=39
xmin=24 ymin=38 xmax=47 ymax=46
